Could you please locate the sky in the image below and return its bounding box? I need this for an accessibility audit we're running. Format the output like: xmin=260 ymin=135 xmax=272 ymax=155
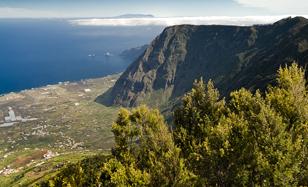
xmin=0 ymin=0 xmax=308 ymax=18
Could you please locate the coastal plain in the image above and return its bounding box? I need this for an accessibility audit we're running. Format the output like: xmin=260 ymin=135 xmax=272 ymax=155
xmin=0 ymin=74 xmax=120 ymax=186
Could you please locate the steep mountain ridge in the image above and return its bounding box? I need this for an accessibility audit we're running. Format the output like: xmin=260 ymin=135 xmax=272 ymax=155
xmin=100 ymin=17 xmax=308 ymax=107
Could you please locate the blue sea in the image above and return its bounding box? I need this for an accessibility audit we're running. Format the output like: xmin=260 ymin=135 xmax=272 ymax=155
xmin=0 ymin=19 xmax=163 ymax=94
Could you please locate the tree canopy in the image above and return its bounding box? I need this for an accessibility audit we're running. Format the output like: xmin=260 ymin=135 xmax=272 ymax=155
xmin=40 ymin=63 xmax=307 ymax=186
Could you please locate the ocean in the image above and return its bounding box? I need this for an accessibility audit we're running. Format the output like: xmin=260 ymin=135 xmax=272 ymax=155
xmin=0 ymin=19 xmax=163 ymax=94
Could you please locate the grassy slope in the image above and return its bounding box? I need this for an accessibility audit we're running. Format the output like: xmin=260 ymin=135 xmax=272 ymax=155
xmin=0 ymin=151 xmax=99 ymax=187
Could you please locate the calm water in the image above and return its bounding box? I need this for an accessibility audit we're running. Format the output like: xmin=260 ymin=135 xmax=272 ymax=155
xmin=0 ymin=19 xmax=163 ymax=94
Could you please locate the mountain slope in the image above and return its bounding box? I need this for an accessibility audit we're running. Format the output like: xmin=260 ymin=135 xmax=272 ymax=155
xmin=100 ymin=17 xmax=308 ymax=107
xmin=120 ymin=44 xmax=149 ymax=63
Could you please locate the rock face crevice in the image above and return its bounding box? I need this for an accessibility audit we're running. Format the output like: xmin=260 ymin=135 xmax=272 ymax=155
xmin=101 ymin=17 xmax=308 ymax=107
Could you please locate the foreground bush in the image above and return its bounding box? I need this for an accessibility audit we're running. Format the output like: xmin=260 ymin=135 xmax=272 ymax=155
xmin=174 ymin=63 xmax=307 ymax=186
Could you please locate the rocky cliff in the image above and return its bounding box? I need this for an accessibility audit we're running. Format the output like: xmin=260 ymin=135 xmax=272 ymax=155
xmin=99 ymin=17 xmax=308 ymax=107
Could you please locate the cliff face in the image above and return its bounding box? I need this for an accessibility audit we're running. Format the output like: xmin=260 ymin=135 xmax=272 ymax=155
xmin=101 ymin=17 xmax=308 ymax=107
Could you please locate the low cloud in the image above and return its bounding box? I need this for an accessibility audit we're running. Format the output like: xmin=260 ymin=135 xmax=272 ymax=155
xmin=70 ymin=16 xmax=308 ymax=27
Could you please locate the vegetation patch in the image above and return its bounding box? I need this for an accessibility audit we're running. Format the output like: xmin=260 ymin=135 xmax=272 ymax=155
xmin=38 ymin=63 xmax=307 ymax=186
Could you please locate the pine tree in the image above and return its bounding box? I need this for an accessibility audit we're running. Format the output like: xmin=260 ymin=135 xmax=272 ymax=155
xmin=266 ymin=63 xmax=308 ymax=185
xmin=102 ymin=106 xmax=195 ymax=186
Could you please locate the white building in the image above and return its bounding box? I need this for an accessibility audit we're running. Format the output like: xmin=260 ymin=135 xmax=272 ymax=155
xmin=4 ymin=107 xmax=22 ymax=123
xmin=84 ymin=89 xmax=91 ymax=93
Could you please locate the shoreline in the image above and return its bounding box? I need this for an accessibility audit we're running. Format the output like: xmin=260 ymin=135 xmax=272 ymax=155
xmin=0 ymin=72 xmax=121 ymax=97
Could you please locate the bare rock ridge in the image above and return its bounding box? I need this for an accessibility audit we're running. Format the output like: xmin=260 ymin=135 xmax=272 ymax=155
xmin=99 ymin=17 xmax=308 ymax=107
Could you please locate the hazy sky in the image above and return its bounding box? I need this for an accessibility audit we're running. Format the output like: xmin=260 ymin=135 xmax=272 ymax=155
xmin=0 ymin=0 xmax=307 ymax=18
